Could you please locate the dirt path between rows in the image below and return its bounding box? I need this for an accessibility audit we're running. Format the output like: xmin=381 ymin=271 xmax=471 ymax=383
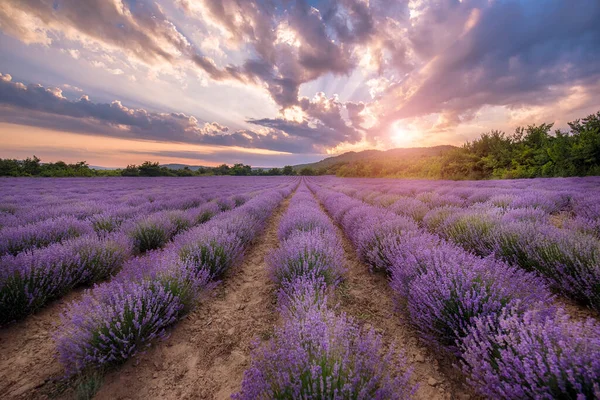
xmin=0 ymin=289 xmax=85 ymax=399
xmin=313 ymin=191 xmax=475 ymax=400
xmin=91 ymin=194 xmax=292 ymax=400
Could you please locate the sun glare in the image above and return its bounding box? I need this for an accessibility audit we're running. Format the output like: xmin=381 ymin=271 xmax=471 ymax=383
xmin=391 ymin=122 xmax=420 ymax=147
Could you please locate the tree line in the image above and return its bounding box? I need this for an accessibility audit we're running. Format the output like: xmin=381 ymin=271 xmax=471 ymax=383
xmin=0 ymin=158 xmax=303 ymax=177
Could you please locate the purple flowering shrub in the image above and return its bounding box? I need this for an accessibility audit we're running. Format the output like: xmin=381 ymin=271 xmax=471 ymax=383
xmin=436 ymin=211 xmax=500 ymax=257
xmin=270 ymin=186 xmax=345 ymax=287
xmin=422 ymin=206 xmax=461 ymax=232
xmin=389 ymin=197 xmax=430 ymax=222
xmin=355 ymin=217 xmax=419 ymax=271
xmin=428 ymin=206 xmax=600 ymax=311
xmin=56 ymin=184 xmax=294 ymax=376
xmin=277 ymin=276 xmax=330 ymax=320
xmin=190 ymin=202 xmax=221 ymax=225
xmin=0 ymin=216 xmax=93 ymax=256
xmin=501 ymin=207 xmax=548 ymax=224
xmin=267 ymin=231 xmax=346 ymax=288
xmin=177 ymin=227 xmax=244 ymax=279
xmin=234 ymin=302 xmax=415 ymax=400
xmin=277 ymin=206 xmax=335 ymax=241
xmin=127 ymin=214 xmax=178 ymax=253
xmin=405 ymin=258 xmax=552 ymax=354
xmin=232 ymin=194 xmax=250 ymax=207
xmin=461 ymin=308 xmax=600 ymax=399
xmin=216 ymin=196 xmax=236 ymax=211
xmin=56 ymin=260 xmax=212 ymax=376
xmin=0 ymin=235 xmax=131 ymax=325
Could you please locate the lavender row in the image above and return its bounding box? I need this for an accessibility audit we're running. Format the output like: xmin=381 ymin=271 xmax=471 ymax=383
xmin=0 ymin=177 xmax=286 ymax=230
xmin=325 ymin=180 xmax=600 ymax=313
xmin=0 ymin=179 xmax=286 ymax=257
xmin=0 ymin=186 xmax=281 ymax=326
xmin=309 ymin=181 xmax=600 ymax=400
xmin=55 ymin=182 xmax=296 ymax=376
xmin=322 ymin=176 xmax=600 ymax=225
xmin=235 ymin=183 xmax=415 ymax=399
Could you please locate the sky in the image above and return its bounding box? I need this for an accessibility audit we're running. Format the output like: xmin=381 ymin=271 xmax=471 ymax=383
xmin=0 ymin=0 xmax=599 ymax=168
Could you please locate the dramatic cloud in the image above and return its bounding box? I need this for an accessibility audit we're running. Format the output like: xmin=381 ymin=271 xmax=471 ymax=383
xmin=0 ymin=73 xmax=321 ymax=153
xmin=1 ymin=0 xmax=599 ymax=166
xmin=376 ymin=0 xmax=600 ymax=127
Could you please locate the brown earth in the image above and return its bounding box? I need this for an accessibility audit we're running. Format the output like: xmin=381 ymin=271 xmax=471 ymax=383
xmin=313 ymin=190 xmax=476 ymax=400
xmin=0 ymin=289 xmax=85 ymax=399
xmin=90 ymin=194 xmax=293 ymax=400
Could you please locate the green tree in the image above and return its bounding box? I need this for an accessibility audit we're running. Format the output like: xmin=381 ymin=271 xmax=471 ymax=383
xmin=214 ymin=164 xmax=231 ymax=175
xmin=230 ymin=163 xmax=252 ymax=175
xmin=121 ymin=164 xmax=140 ymax=176
xmin=138 ymin=161 xmax=162 ymax=177
xmin=22 ymin=155 xmax=41 ymax=176
xmin=282 ymin=165 xmax=296 ymax=175
xmin=299 ymin=167 xmax=315 ymax=176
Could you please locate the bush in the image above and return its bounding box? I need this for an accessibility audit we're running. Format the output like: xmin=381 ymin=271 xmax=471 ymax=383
xmin=461 ymin=308 xmax=600 ymax=399
xmin=178 ymin=226 xmax=244 ymax=279
xmin=234 ymin=302 xmax=414 ymax=400
xmin=277 ymin=205 xmax=335 ymax=241
xmin=267 ymin=231 xmax=345 ymax=288
xmin=128 ymin=215 xmax=176 ymax=253
xmin=405 ymin=257 xmax=552 ymax=354
xmin=0 ymin=216 xmax=93 ymax=256
xmin=56 ymin=253 xmax=212 ymax=375
xmin=0 ymin=235 xmax=131 ymax=325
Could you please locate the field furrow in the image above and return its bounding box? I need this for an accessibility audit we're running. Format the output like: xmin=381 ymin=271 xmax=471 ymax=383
xmin=92 ymin=190 xmax=293 ymax=399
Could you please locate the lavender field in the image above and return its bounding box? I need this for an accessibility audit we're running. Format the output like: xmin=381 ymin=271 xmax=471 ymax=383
xmin=1 ymin=176 xmax=599 ymax=400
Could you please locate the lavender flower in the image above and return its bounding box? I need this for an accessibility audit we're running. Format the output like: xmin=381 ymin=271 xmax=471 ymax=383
xmin=277 ymin=206 xmax=335 ymax=241
xmin=0 ymin=216 xmax=93 ymax=255
xmin=234 ymin=302 xmax=415 ymax=400
xmin=461 ymin=308 xmax=600 ymax=399
xmin=405 ymin=257 xmax=552 ymax=354
xmin=126 ymin=214 xmax=177 ymax=253
xmin=0 ymin=235 xmax=131 ymax=325
xmin=267 ymin=230 xmax=346 ymax=288
xmin=177 ymin=226 xmax=244 ymax=279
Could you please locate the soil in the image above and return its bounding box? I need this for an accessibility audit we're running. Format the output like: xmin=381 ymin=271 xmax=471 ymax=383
xmin=90 ymin=194 xmax=293 ymax=400
xmin=0 ymin=289 xmax=85 ymax=399
xmin=313 ymin=190 xmax=476 ymax=400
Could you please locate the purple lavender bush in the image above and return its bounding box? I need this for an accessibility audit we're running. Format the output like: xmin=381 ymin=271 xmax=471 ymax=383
xmin=127 ymin=214 xmax=177 ymax=253
xmin=0 ymin=235 xmax=131 ymax=325
xmin=277 ymin=205 xmax=335 ymax=241
xmin=267 ymin=230 xmax=346 ymax=288
xmin=234 ymin=302 xmax=415 ymax=400
xmin=277 ymin=275 xmax=330 ymax=320
xmin=461 ymin=308 xmax=600 ymax=399
xmin=190 ymin=202 xmax=221 ymax=225
xmin=177 ymin=226 xmax=244 ymax=279
xmin=405 ymin=257 xmax=552 ymax=354
xmin=0 ymin=216 xmax=93 ymax=256
xmin=56 ymin=252 xmax=213 ymax=375
xmin=355 ymin=217 xmax=419 ymax=272
xmin=389 ymin=197 xmax=430 ymax=222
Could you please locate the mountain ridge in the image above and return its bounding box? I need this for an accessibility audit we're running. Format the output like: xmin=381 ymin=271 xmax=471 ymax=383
xmin=292 ymin=145 xmax=456 ymax=171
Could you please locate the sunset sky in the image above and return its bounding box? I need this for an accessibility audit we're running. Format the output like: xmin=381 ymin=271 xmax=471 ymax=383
xmin=1 ymin=0 xmax=599 ymax=167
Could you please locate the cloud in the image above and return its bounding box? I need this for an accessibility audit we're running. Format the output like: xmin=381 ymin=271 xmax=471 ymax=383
xmin=128 ymin=149 xmax=324 ymax=167
xmin=376 ymin=0 xmax=600 ymax=128
xmin=1 ymin=0 xmax=600 ymax=154
xmin=248 ymin=92 xmax=364 ymax=148
xmin=0 ymin=73 xmax=322 ymax=153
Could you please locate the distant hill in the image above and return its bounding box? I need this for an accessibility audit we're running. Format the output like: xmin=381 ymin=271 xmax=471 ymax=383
xmin=293 ymin=145 xmax=456 ymax=173
xmin=160 ymin=163 xmax=210 ymax=171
